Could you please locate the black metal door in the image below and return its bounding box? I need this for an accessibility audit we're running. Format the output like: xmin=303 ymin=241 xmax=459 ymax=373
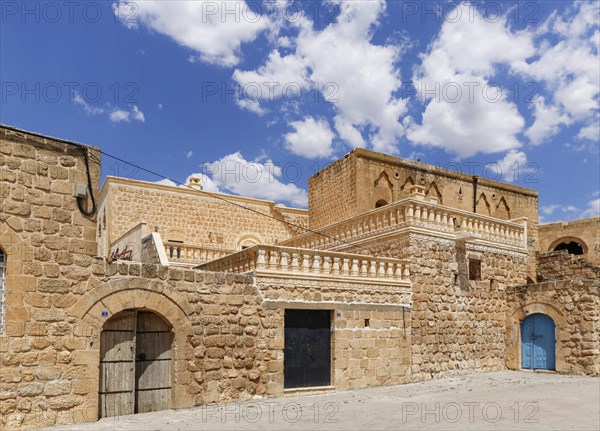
xmin=284 ymin=309 xmax=331 ymax=389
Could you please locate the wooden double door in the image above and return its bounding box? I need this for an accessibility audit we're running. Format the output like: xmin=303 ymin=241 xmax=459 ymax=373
xmin=99 ymin=310 xmax=172 ymax=418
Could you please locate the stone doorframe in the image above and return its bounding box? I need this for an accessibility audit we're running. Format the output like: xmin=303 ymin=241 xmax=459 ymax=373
xmin=69 ymin=281 xmax=195 ymax=422
xmin=505 ymin=302 xmax=567 ymax=373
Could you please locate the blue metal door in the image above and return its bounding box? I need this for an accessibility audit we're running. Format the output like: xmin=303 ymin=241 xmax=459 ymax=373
xmin=521 ymin=313 xmax=555 ymax=370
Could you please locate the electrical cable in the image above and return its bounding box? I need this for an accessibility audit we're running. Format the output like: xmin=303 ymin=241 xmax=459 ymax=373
xmin=95 ymin=148 xmax=341 ymax=244
xmin=77 ymin=147 xmax=97 ymax=217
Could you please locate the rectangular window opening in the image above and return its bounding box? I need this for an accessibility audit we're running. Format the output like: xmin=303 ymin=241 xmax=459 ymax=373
xmin=468 ymin=259 xmax=482 ymax=281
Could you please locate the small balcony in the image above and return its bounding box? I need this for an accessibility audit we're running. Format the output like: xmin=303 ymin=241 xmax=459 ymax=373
xmin=198 ymin=244 xmax=411 ymax=284
xmin=198 ymin=244 xmax=413 ymax=308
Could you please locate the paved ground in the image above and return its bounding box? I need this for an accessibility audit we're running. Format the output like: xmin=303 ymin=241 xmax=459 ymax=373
xmin=49 ymin=371 xmax=599 ymax=431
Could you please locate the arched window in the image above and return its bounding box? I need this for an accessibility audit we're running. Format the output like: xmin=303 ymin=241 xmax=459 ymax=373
xmin=0 ymin=249 xmax=6 ymax=332
xmin=375 ymin=199 xmax=388 ymax=208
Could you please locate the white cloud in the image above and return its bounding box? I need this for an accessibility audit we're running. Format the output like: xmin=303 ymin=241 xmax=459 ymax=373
xmin=203 ymin=152 xmax=308 ymax=206
xmin=333 ymin=116 xmax=366 ymax=149
xmin=185 ymin=151 xmax=193 ymax=160
xmin=113 ymin=0 xmax=271 ymax=67
xmin=109 ymin=106 xmax=146 ymax=123
xmin=514 ymin=2 xmax=599 ymax=139
xmin=73 ymin=93 xmax=105 ymax=116
xmin=74 ymin=92 xmax=145 ymax=124
xmin=296 ymin=0 xmax=406 ymax=154
xmin=284 ymin=117 xmax=335 ymax=159
xmin=237 ymin=99 xmax=268 ymax=115
xmin=132 ymin=105 xmax=145 ymax=122
xmin=155 ymin=178 xmax=177 ymax=187
xmin=158 ymin=103 xmax=163 ymax=110
xmin=526 ymin=97 xmax=572 ymax=145
xmin=495 ymin=149 xmax=531 ymax=182
xmin=109 ymin=110 xmax=130 ymax=123
xmin=233 ymin=0 xmax=407 ymax=154
xmin=408 ymin=4 xmax=534 ymax=158
xmin=232 ymin=49 xmax=310 ymax=101
xmin=540 ymin=204 xmax=579 ymax=216
xmin=576 ymin=120 xmax=600 ymax=141
xmin=581 ymin=198 xmax=600 ymax=218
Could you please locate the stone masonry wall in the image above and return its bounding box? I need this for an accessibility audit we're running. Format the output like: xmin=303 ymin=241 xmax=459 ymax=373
xmin=308 ymin=153 xmax=357 ymax=230
xmin=309 ymin=149 xmax=539 ymax=229
xmin=333 ymin=309 xmax=411 ymax=390
xmin=350 ymin=233 xmax=529 ymax=381
xmin=0 ymin=259 xmax=282 ymax=429
xmin=0 ymin=125 xmax=101 ymax=429
xmin=99 ymin=178 xmax=308 ymax=256
xmin=536 ymin=250 xmax=600 ymax=282
xmin=308 ymin=149 xmax=539 ymax=278
xmin=538 ymin=217 xmax=600 ymax=264
xmin=506 ymin=280 xmax=599 ymax=376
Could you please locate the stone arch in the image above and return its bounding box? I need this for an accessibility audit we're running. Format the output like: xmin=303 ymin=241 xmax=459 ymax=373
xmin=69 ymin=281 xmax=195 ymax=420
xmin=425 ymin=181 xmax=443 ymax=204
xmin=375 ymin=199 xmax=388 ymax=208
xmin=495 ymin=196 xmax=511 ymax=220
xmin=505 ymin=301 xmax=567 ymax=373
xmin=373 ymin=171 xmax=393 ymax=207
xmin=235 ymin=232 xmax=264 ymax=250
xmin=475 ymin=193 xmax=491 ymax=216
xmin=549 ymin=237 xmax=588 ymax=255
xmin=401 ymin=176 xmax=415 ymax=192
xmin=374 ymin=171 xmax=393 ymax=190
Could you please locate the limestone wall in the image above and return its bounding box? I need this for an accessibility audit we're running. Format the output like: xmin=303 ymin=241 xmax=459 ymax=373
xmin=333 ymin=309 xmax=411 ymax=390
xmin=98 ymin=178 xmax=308 ymax=257
xmin=309 ymin=149 xmax=539 ymax=279
xmin=308 ymin=153 xmax=358 ymax=230
xmin=309 ymin=149 xmax=539 ymax=229
xmin=0 ymin=259 xmax=282 ymax=429
xmin=0 ymin=125 xmax=101 ymax=429
xmin=109 ymin=222 xmax=148 ymax=262
xmin=538 ymin=217 xmax=600 ymax=264
xmin=537 ymin=250 xmax=600 ymax=282
xmin=506 ymin=280 xmax=600 ymax=376
xmin=348 ymin=233 xmax=529 ymax=381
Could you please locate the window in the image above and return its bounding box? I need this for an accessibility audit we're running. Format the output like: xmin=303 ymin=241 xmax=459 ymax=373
xmin=468 ymin=259 xmax=481 ymax=281
xmin=0 ymin=249 xmax=5 ymax=332
xmin=375 ymin=199 xmax=388 ymax=208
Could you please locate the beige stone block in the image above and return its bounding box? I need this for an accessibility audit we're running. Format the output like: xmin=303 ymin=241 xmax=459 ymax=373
xmin=72 ymin=350 xmax=98 ymax=366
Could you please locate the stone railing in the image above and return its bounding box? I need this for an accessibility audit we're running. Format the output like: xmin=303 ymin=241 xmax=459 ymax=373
xmin=282 ymin=192 xmax=527 ymax=251
xmin=164 ymin=242 xmax=235 ymax=265
xmin=199 ymin=245 xmax=411 ymax=284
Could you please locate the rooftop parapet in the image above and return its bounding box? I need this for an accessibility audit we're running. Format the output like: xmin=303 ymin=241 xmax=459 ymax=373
xmin=283 ymin=187 xmax=528 ymax=253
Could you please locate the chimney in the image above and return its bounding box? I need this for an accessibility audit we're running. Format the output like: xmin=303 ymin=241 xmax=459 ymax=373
xmin=188 ymin=176 xmax=203 ymax=191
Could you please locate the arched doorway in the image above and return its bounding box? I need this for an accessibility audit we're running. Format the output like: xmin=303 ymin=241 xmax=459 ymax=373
xmin=99 ymin=310 xmax=172 ymax=418
xmin=375 ymin=199 xmax=388 ymax=208
xmin=554 ymin=241 xmax=584 ymax=255
xmin=521 ymin=313 xmax=555 ymax=370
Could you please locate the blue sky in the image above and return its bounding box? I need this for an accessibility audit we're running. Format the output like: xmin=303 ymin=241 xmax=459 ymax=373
xmin=1 ymin=0 xmax=598 ymax=221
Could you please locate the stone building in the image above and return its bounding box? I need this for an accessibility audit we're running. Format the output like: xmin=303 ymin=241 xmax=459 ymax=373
xmin=0 ymin=124 xmax=598 ymax=430
xmin=538 ymin=217 xmax=600 ymax=264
